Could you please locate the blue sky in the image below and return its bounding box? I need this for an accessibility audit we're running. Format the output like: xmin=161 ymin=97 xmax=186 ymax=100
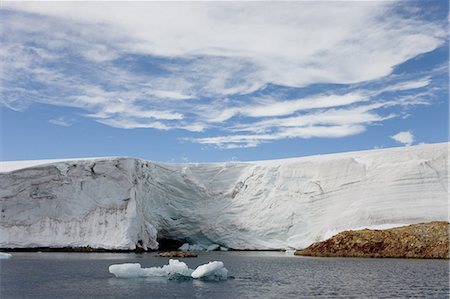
xmin=1 ymin=1 xmax=448 ymax=162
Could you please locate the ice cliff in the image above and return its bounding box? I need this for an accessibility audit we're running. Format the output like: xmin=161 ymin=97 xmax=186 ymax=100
xmin=0 ymin=143 xmax=448 ymax=250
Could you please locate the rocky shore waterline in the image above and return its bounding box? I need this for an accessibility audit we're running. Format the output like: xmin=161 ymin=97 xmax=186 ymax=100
xmin=295 ymin=221 xmax=450 ymax=259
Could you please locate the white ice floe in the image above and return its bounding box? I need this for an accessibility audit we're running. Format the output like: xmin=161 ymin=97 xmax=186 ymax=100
xmin=0 ymin=252 xmax=12 ymax=259
xmin=178 ymin=243 xmax=222 ymax=251
xmin=178 ymin=243 xmax=207 ymax=251
xmin=191 ymin=261 xmax=227 ymax=279
xmin=206 ymin=244 xmax=220 ymax=251
xmin=0 ymin=143 xmax=448 ymax=250
xmin=109 ymin=259 xmax=228 ymax=281
xmin=284 ymin=250 xmax=296 ymax=256
xmin=109 ymin=259 xmax=193 ymax=279
xmin=179 ymin=243 xmax=190 ymax=251
xmin=186 ymin=244 xmax=206 ymax=251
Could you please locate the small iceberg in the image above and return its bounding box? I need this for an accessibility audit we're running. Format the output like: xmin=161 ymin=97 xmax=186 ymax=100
xmin=109 ymin=259 xmax=193 ymax=279
xmin=206 ymin=244 xmax=220 ymax=251
xmin=0 ymin=252 xmax=12 ymax=259
xmin=191 ymin=261 xmax=227 ymax=279
xmin=284 ymin=249 xmax=296 ymax=256
xmin=178 ymin=243 xmax=228 ymax=252
xmin=178 ymin=243 xmax=207 ymax=251
xmin=109 ymin=259 xmax=228 ymax=281
xmin=178 ymin=243 xmax=190 ymax=251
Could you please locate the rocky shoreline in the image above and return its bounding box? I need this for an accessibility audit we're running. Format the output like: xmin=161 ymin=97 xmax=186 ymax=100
xmin=295 ymin=221 xmax=450 ymax=259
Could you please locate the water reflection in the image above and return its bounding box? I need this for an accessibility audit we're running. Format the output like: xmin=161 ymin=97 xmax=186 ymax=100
xmin=1 ymin=252 xmax=448 ymax=299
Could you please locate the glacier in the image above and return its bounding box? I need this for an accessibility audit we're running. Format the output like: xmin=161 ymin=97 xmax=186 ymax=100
xmin=0 ymin=143 xmax=448 ymax=250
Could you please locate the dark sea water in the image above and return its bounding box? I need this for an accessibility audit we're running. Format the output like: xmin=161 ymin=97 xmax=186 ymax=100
xmin=1 ymin=251 xmax=449 ymax=298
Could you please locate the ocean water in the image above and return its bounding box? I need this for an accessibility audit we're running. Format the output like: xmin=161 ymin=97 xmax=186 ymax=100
xmin=1 ymin=251 xmax=448 ymax=298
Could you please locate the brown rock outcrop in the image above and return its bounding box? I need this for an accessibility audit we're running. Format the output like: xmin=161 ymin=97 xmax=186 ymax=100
xmin=295 ymin=221 xmax=449 ymax=259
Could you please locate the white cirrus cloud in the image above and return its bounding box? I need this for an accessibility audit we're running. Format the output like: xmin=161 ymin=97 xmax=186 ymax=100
xmin=0 ymin=2 xmax=447 ymax=148
xmin=48 ymin=117 xmax=74 ymax=127
xmin=4 ymin=1 xmax=445 ymax=88
xmin=391 ymin=131 xmax=415 ymax=146
xmin=191 ymin=124 xmax=367 ymax=149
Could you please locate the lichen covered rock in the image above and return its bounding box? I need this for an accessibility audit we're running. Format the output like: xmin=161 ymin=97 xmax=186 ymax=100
xmin=295 ymin=222 xmax=449 ymax=259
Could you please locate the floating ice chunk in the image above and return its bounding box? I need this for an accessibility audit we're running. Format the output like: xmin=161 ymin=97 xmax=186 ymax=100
xmin=188 ymin=244 xmax=206 ymax=251
xmin=284 ymin=249 xmax=296 ymax=255
xmin=109 ymin=263 xmax=144 ymax=278
xmin=206 ymin=244 xmax=220 ymax=251
xmin=191 ymin=261 xmax=228 ymax=280
xmin=109 ymin=259 xmax=193 ymax=279
xmin=109 ymin=259 xmax=227 ymax=281
xmin=179 ymin=243 xmax=190 ymax=251
xmin=0 ymin=252 xmax=12 ymax=259
xmin=162 ymin=259 xmax=194 ymax=277
xmin=177 ymin=243 xmax=206 ymax=251
xmin=219 ymin=246 xmax=229 ymax=251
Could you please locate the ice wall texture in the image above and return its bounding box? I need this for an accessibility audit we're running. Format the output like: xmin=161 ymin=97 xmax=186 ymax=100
xmin=0 ymin=143 xmax=448 ymax=250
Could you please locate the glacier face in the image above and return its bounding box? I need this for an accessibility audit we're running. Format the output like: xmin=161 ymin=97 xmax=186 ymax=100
xmin=0 ymin=143 xmax=448 ymax=250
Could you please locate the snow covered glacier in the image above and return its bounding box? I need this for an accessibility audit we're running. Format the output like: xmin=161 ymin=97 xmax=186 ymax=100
xmin=0 ymin=143 xmax=448 ymax=250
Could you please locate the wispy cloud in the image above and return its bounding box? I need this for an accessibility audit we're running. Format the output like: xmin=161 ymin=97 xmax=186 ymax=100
xmin=48 ymin=117 xmax=73 ymax=127
xmin=191 ymin=125 xmax=367 ymax=149
xmin=391 ymin=131 xmax=415 ymax=146
xmin=229 ymin=104 xmax=395 ymax=134
xmin=380 ymin=77 xmax=431 ymax=93
xmin=0 ymin=2 xmax=447 ymax=148
xmin=206 ymin=92 xmax=369 ymax=122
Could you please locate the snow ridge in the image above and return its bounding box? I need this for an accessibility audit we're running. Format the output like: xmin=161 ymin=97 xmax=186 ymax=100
xmin=0 ymin=143 xmax=448 ymax=250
